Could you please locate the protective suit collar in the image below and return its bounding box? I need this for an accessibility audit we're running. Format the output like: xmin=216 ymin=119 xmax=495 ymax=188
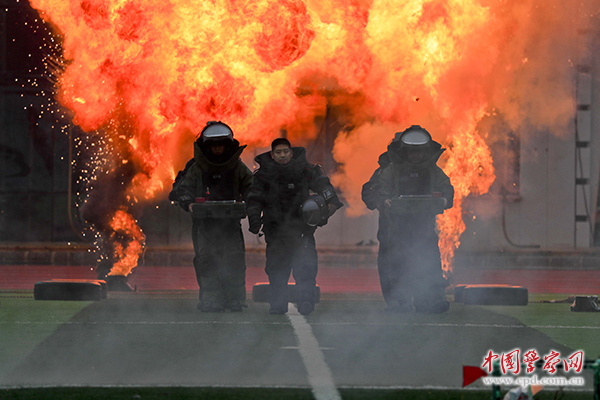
xmin=378 ymin=151 xmax=391 ymax=168
xmin=254 ymin=146 xmax=309 ymax=172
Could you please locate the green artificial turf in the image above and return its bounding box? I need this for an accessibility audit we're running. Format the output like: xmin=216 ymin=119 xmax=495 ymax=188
xmin=0 ymin=387 xmax=314 ymax=400
xmin=0 ymin=297 xmax=91 ymax=376
xmin=486 ymin=296 xmax=600 ymax=359
xmin=0 ymin=387 xmax=593 ymax=400
xmin=1 ymin=294 xmax=597 ymax=399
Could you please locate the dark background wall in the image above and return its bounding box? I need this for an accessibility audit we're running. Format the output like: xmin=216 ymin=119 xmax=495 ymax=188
xmin=0 ymin=0 xmax=77 ymax=243
xmin=0 ymin=0 xmax=194 ymax=246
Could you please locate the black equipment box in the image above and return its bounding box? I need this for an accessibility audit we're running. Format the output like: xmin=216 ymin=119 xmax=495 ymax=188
xmin=191 ymin=201 xmax=246 ymax=219
xmin=571 ymin=296 xmax=600 ymax=312
xmin=390 ymin=195 xmax=445 ymax=215
xmin=34 ymin=280 xmax=106 ymax=301
xmin=252 ymin=283 xmax=320 ymax=303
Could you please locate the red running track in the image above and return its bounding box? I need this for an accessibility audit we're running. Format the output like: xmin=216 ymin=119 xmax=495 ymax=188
xmin=0 ymin=265 xmax=382 ymax=293
xmin=0 ymin=265 xmax=599 ymax=295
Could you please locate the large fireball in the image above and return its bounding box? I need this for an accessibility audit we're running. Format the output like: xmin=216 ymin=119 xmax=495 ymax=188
xmin=29 ymin=0 xmax=594 ymax=275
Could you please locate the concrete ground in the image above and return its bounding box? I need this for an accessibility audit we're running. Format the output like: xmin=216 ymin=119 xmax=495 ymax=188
xmin=1 ymin=246 xmax=598 ymax=394
xmin=1 ymin=296 xmax=592 ymax=390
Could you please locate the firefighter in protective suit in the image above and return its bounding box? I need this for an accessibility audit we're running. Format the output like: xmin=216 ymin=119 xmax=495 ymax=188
xmin=177 ymin=121 xmax=253 ymax=312
xmin=246 ymin=138 xmax=343 ymax=315
xmin=376 ymin=125 xmax=454 ymax=313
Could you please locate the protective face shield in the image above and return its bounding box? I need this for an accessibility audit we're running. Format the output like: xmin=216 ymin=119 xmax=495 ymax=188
xmin=400 ymin=128 xmax=430 ymax=147
xmin=395 ymin=125 xmax=432 ymax=164
xmin=201 ymin=121 xmax=234 ymax=143
xmin=301 ymin=195 xmax=329 ymax=227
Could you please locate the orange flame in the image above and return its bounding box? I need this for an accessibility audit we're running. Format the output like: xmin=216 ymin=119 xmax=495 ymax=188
xmin=437 ymin=113 xmax=495 ymax=276
xmin=107 ymin=209 xmax=145 ymax=276
xmin=29 ymin=0 xmax=593 ymax=274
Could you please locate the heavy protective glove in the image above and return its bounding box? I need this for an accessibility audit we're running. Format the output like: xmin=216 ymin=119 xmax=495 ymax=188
xmin=178 ymin=194 xmax=193 ymax=212
xmin=248 ymin=213 xmax=262 ymax=234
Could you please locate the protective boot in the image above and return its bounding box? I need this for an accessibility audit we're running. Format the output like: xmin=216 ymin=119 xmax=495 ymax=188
xmin=201 ymin=274 xmax=224 ymax=312
xmin=297 ymin=301 xmax=314 ymax=316
xmin=223 ymin=265 xmax=246 ymax=312
xmin=413 ymin=284 xmax=448 ymax=314
xmin=428 ymin=300 xmax=450 ymax=314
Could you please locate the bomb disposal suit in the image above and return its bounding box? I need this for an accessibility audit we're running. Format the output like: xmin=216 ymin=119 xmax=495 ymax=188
xmin=362 ymin=150 xmax=394 ymax=307
xmin=246 ymin=142 xmax=343 ymax=315
xmin=376 ymin=125 xmax=454 ymax=313
xmin=177 ymin=121 xmax=253 ymax=312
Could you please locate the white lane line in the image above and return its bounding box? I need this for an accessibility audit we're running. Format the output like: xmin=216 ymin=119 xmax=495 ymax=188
xmin=3 ymin=321 xmax=600 ymax=329
xmin=280 ymin=346 xmax=335 ymax=350
xmin=287 ymin=304 xmax=341 ymax=400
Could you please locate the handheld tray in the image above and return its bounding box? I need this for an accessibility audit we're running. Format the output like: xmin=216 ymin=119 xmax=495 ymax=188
xmin=192 ymin=201 xmax=246 ymax=219
xmin=34 ymin=280 xmax=106 ymax=301
xmin=252 ymin=283 xmax=320 ymax=303
xmin=390 ymin=195 xmax=445 ymax=215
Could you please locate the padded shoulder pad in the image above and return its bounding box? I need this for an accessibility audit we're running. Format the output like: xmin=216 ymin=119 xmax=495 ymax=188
xmin=312 ymin=164 xmax=324 ymax=176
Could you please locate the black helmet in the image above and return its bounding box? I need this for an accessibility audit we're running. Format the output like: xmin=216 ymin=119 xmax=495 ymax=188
xmin=392 ymin=125 xmax=433 ymax=164
xmin=200 ymin=121 xmax=234 ymax=143
xmin=301 ymin=195 xmax=329 ymax=227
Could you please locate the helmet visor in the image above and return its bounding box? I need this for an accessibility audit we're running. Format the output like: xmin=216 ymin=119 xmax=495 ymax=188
xmin=202 ymin=123 xmax=233 ymax=142
xmin=401 ymin=129 xmax=430 ymax=146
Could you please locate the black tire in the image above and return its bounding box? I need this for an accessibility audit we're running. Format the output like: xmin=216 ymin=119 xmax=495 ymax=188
xmin=34 ymin=280 xmax=103 ymax=301
xmin=462 ymin=284 xmax=528 ymax=306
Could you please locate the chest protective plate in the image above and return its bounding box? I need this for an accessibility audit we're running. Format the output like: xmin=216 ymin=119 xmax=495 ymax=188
xmin=397 ymin=166 xmax=431 ymax=195
xmin=202 ymin=168 xmax=235 ymax=200
xmin=275 ymin=170 xmax=305 ymax=215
